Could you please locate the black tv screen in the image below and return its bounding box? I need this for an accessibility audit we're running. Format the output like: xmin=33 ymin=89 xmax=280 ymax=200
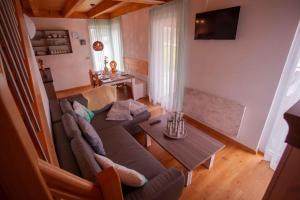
xmin=195 ymin=6 xmax=240 ymax=40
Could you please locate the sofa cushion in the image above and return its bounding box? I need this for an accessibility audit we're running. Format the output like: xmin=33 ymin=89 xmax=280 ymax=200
xmin=95 ymin=153 xmax=147 ymax=187
xmin=73 ymin=101 xmax=94 ymax=122
xmin=98 ymin=126 xmax=165 ymax=180
xmin=60 ymin=99 xmax=73 ymax=114
xmin=91 ymin=109 xmax=150 ymax=135
xmin=52 ymin=122 xmax=81 ymax=176
xmin=71 ymin=136 xmax=102 ymax=182
xmin=49 ymin=99 xmax=62 ymax=123
xmin=77 ymin=116 xmax=106 ymax=155
xmin=61 ymin=113 xmax=82 ymax=140
xmin=125 ymin=168 xmax=184 ymax=200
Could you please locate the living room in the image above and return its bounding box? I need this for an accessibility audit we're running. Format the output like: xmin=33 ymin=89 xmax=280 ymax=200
xmin=1 ymin=0 xmax=300 ymax=200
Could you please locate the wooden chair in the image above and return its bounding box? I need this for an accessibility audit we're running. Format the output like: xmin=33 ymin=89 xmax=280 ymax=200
xmin=89 ymin=69 xmax=102 ymax=87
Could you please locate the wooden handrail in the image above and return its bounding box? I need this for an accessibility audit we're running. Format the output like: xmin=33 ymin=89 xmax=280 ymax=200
xmin=96 ymin=167 xmax=124 ymax=200
xmin=38 ymin=159 xmax=103 ymax=200
xmin=38 ymin=159 xmax=124 ymax=200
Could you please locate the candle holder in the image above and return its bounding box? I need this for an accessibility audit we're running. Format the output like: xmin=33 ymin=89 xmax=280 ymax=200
xmin=163 ymin=112 xmax=187 ymax=139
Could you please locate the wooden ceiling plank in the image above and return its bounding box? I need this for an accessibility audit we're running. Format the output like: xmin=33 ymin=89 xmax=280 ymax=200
xmin=63 ymin=0 xmax=86 ymax=17
xmin=27 ymin=0 xmax=39 ymax=16
xmin=110 ymin=3 xmax=151 ymax=18
xmin=113 ymin=0 xmax=165 ymax=5
xmin=87 ymin=0 xmax=122 ymax=18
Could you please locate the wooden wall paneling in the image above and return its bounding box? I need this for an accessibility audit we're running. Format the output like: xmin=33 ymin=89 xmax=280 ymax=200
xmin=110 ymin=3 xmax=150 ymax=18
xmin=87 ymin=0 xmax=122 ymax=18
xmin=124 ymin=57 xmax=148 ymax=76
xmin=14 ymin=0 xmax=60 ymax=165
xmin=63 ymin=0 xmax=86 ymax=17
xmin=27 ymin=0 xmax=39 ymax=16
xmin=113 ymin=0 xmax=165 ymax=5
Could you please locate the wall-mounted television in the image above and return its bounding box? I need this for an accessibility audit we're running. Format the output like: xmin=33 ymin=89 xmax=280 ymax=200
xmin=195 ymin=6 xmax=240 ymax=40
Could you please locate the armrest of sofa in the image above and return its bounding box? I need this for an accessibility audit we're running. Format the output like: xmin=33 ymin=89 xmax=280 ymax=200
xmin=125 ymin=168 xmax=185 ymax=200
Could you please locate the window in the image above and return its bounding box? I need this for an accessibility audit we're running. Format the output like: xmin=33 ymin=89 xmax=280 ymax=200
xmin=88 ymin=18 xmax=124 ymax=71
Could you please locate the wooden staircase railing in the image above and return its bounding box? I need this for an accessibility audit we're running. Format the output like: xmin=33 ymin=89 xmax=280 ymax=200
xmin=0 ymin=0 xmax=124 ymax=199
xmin=38 ymin=159 xmax=123 ymax=200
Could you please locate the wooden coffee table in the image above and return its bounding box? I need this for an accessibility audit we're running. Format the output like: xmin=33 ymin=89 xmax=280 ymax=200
xmin=139 ymin=114 xmax=225 ymax=186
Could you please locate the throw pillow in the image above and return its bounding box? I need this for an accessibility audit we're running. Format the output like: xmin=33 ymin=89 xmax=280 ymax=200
xmin=94 ymin=154 xmax=147 ymax=187
xmin=106 ymin=100 xmax=133 ymax=121
xmin=83 ymin=85 xmax=117 ymax=111
xmin=73 ymin=101 xmax=94 ymax=122
xmin=77 ymin=116 xmax=106 ymax=155
xmin=60 ymin=99 xmax=73 ymax=114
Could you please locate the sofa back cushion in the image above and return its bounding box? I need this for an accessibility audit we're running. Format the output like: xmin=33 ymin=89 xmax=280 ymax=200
xmin=77 ymin=116 xmax=106 ymax=155
xmin=71 ymin=136 xmax=102 ymax=182
xmin=61 ymin=113 xmax=81 ymax=140
xmin=52 ymin=122 xmax=81 ymax=176
xmin=60 ymin=99 xmax=73 ymax=113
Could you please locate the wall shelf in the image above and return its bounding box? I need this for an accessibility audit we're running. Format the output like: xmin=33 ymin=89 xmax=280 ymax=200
xmin=31 ymin=30 xmax=72 ymax=56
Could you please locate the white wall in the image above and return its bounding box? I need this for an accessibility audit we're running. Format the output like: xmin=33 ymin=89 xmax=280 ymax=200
xmin=186 ymin=0 xmax=300 ymax=150
xmin=31 ymin=18 xmax=92 ymax=91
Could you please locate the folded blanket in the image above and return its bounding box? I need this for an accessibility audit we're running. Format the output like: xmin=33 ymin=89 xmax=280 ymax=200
xmin=128 ymin=99 xmax=148 ymax=116
xmin=106 ymin=100 xmax=133 ymax=121
xmin=106 ymin=99 xmax=148 ymax=121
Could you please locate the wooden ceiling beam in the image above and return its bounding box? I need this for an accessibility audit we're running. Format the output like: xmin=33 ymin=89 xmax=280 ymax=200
xmin=63 ymin=0 xmax=86 ymax=17
xmin=87 ymin=0 xmax=122 ymax=18
xmin=113 ymin=0 xmax=165 ymax=5
xmin=27 ymin=0 xmax=39 ymax=16
xmin=110 ymin=3 xmax=151 ymax=18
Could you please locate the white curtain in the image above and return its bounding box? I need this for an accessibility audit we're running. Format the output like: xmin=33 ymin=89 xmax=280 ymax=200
xmin=88 ymin=17 xmax=124 ymax=71
xmin=264 ymin=22 xmax=300 ymax=170
xmin=149 ymin=0 xmax=187 ymax=111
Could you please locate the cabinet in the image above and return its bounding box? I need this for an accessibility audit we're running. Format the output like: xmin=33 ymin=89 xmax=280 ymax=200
xmin=263 ymin=101 xmax=300 ymax=200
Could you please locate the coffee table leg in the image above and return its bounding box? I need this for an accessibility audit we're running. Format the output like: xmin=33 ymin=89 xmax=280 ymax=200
xmin=183 ymin=168 xmax=193 ymax=186
xmin=203 ymin=154 xmax=215 ymax=169
xmin=145 ymin=134 xmax=151 ymax=147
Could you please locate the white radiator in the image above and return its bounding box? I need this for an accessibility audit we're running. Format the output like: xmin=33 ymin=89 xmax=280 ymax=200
xmin=183 ymin=88 xmax=245 ymax=137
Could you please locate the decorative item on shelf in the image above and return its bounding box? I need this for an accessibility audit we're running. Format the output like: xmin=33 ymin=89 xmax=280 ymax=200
xmin=38 ymin=59 xmax=47 ymax=78
xmin=92 ymin=41 xmax=104 ymax=51
xmin=103 ymin=56 xmax=109 ymax=75
xmin=110 ymin=60 xmax=117 ymax=74
xmin=164 ymin=112 xmax=187 ymax=139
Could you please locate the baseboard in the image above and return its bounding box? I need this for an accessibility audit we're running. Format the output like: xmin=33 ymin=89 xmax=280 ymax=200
xmin=184 ymin=115 xmax=257 ymax=154
xmin=56 ymin=84 xmax=91 ymax=93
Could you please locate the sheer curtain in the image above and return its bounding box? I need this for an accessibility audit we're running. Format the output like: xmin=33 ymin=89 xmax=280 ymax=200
xmin=264 ymin=23 xmax=300 ymax=170
xmin=88 ymin=17 xmax=124 ymax=71
xmin=149 ymin=0 xmax=187 ymax=111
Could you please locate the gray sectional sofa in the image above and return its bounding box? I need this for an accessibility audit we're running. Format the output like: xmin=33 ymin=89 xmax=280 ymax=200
xmin=50 ymin=94 xmax=185 ymax=200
